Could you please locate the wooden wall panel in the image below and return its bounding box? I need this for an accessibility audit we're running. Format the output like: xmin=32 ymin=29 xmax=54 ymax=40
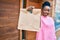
xmin=25 ymin=31 xmax=36 ymax=40
xmin=26 ymin=0 xmax=43 ymax=8
xmin=0 ymin=0 xmax=19 ymax=40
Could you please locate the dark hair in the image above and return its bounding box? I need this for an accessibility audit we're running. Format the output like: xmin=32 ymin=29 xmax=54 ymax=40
xmin=42 ymin=1 xmax=51 ymax=9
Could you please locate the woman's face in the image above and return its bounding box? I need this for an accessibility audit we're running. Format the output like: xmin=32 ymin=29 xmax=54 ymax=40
xmin=42 ymin=6 xmax=51 ymax=16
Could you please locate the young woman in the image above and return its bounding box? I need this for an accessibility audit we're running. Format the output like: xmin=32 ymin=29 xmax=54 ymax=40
xmin=36 ymin=1 xmax=56 ymax=40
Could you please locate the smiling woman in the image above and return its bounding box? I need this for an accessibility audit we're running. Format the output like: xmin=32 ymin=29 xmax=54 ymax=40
xmin=36 ymin=1 xmax=56 ymax=40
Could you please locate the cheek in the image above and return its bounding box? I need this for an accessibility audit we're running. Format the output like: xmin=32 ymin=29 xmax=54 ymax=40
xmin=43 ymin=11 xmax=48 ymax=13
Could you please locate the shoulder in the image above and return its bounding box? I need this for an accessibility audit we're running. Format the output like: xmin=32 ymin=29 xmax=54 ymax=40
xmin=48 ymin=16 xmax=53 ymax=20
xmin=48 ymin=16 xmax=54 ymax=23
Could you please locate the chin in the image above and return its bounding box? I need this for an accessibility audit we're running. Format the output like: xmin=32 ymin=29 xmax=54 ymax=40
xmin=44 ymin=14 xmax=48 ymax=16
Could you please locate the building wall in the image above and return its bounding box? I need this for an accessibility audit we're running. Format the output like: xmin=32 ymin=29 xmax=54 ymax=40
xmin=0 ymin=0 xmax=19 ymax=40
